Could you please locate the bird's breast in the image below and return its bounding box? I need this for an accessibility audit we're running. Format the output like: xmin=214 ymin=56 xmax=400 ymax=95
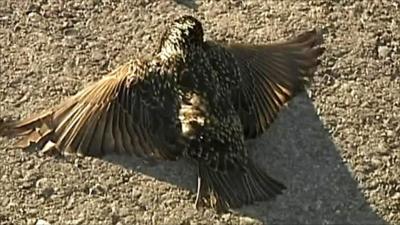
xmin=179 ymin=92 xmax=209 ymax=139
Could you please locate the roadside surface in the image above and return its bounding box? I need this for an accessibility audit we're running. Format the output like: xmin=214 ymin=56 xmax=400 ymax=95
xmin=0 ymin=0 xmax=399 ymax=224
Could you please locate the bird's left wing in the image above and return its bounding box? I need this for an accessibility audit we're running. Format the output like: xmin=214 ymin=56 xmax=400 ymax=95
xmin=0 ymin=60 xmax=183 ymax=160
xmin=225 ymin=29 xmax=324 ymax=138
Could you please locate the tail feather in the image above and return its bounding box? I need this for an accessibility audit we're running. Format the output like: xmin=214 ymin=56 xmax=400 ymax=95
xmin=197 ymin=160 xmax=285 ymax=211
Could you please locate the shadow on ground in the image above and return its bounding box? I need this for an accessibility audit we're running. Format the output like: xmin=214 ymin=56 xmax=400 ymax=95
xmin=103 ymin=94 xmax=387 ymax=225
xmin=175 ymin=0 xmax=199 ymax=9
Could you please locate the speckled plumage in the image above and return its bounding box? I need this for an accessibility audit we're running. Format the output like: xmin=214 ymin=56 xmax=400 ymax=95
xmin=0 ymin=15 xmax=324 ymax=211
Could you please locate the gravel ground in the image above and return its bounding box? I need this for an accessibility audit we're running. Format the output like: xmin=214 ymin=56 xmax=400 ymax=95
xmin=0 ymin=0 xmax=399 ymax=224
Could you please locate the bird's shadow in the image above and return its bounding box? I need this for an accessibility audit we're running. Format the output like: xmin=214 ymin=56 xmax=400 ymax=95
xmin=175 ymin=0 xmax=198 ymax=10
xmin=103 ymin=94 xmax=387 ymax=225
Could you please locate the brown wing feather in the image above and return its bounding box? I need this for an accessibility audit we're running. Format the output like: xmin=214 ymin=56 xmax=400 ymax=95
xmin=0 ymin=60 xmax=183 ymax=160
xmin=226 ymin=29 xmax=324 ymax=138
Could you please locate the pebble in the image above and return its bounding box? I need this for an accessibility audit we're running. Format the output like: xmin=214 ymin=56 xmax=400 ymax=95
xmin=35 ymin=219 xmax=51 ymax=225
xmin=377 ymin=46 xmax=391 ymax=58
xmin=92 ymin=50 xmax=105 ymax=61
xmin=239 ymin=216 xmax=260 ymax=224
xmin=392 ymin=192 xmax=400 ymax=200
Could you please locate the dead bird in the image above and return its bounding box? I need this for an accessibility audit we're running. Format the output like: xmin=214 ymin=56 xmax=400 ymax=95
xmin=0 ymin=15 xmax=324 ymax=212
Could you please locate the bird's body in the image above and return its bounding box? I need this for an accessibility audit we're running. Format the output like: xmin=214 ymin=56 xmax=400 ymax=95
xmin=0 ymin=15 xmax=324 ymax=211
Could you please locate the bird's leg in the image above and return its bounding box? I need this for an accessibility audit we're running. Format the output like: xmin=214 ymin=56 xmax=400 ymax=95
xmin=194 ymin=166 xmax=207 ymax=209
xmin=194 ymin=174 xmax=202 ymax=209
xmin=194 ymin=168 xmax=228 ymax=213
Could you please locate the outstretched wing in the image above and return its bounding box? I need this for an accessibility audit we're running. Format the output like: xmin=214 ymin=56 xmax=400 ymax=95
xmin=225 ymin=29 xmax=324 ymax=138
xmin=0 ymin=60 xmax=183 ymax=160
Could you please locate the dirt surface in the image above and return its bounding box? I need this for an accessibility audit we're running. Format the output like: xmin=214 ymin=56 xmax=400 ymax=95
xmin=0 ymin=0 xmax=399 ymax=224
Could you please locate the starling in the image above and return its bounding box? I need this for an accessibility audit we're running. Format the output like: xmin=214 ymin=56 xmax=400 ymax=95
xmin=0 ymin=15 xmax=324 ymax=211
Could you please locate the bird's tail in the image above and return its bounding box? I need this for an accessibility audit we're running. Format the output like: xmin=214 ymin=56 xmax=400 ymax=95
xmin=196 ymin=160 xmax=285 ymax=211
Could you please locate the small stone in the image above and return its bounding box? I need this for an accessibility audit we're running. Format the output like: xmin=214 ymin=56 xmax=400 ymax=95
xmin=131 ymin=188 xmax=142 ymax=199
xmin=35 ymin=177 xmax=48 ymax=186
xmin=26 ymin=218 xmax=36 ymax=225
xmin=40 ymin=187 xmax=55 ymax=199
xmin=392 ymin=192 xmax=400 ymax=200
xmin=239 ymin=216 xmax=259 ymax=225
xmin=67 ymin=216 xmax=85 ymax=225
xmin=377 ymin=46 xmax=390 ymax=58
xmin=35 ymin=219 xmax=51 ymax=225
xmin=92 ymin=50 xmax=105 ymax=61
xmin=88 ymin=183 xmax=106 ymax=196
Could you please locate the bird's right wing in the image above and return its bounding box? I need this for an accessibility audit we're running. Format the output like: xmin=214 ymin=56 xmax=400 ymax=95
xmin=0 ymin=60 xmax=183 ymax=160
xmin=225 ymin=29 xmax=324 ymax=138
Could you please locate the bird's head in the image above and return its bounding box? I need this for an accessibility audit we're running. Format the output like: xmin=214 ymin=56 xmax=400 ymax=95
xmin=158 ymin=15 xmax=204 ymax=60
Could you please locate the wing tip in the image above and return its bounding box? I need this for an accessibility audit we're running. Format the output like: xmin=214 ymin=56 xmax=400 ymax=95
xmin=0 ymin=118 xmax=23 ymax=137
xmin=291 ymin=28 xmax=324 ymax=49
